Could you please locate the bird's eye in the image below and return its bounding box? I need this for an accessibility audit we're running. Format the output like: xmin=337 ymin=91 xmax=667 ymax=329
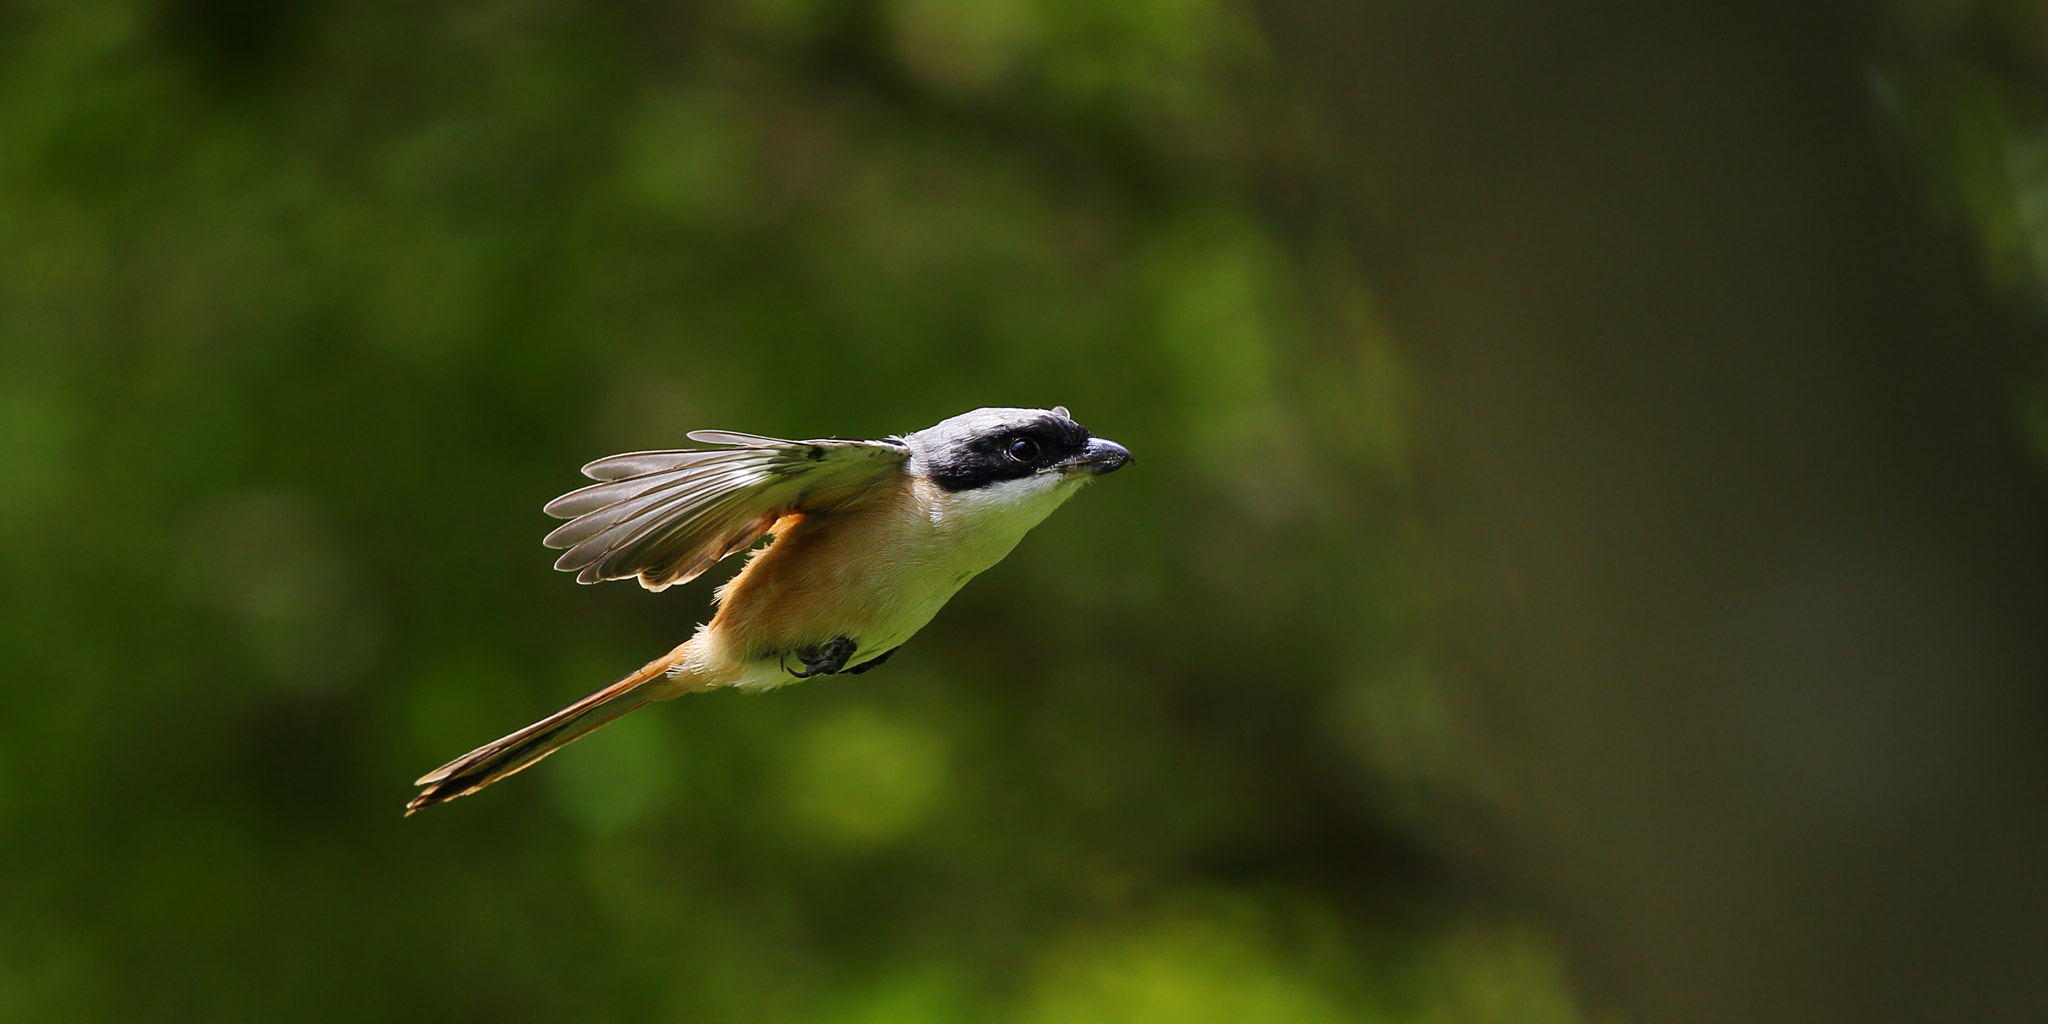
xmin=1006 ymin=438 xmax=1041 ymax=463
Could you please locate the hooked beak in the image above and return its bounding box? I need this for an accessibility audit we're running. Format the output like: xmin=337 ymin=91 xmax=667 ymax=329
xmin=1064 ymin=437 xmax=1133 ymax=476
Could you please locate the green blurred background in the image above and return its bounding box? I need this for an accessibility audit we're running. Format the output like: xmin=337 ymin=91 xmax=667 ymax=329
xmin=6 ymin=1 xmax=2048 ymax=1022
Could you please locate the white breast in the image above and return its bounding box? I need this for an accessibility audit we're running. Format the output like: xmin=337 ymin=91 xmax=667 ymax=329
xmin=700 ymin=470 xmax=1094 ymax=693
xmin=862 ymin=472 xmax=1088 ymax=649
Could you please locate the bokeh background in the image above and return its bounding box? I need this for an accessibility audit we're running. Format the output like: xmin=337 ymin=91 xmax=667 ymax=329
xmin=6 ymin=1 xmax=2048 ymax=1022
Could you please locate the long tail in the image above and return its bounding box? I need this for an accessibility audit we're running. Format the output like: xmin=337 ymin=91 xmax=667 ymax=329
xmin=406 ymin=641 xmax=692 ymax=815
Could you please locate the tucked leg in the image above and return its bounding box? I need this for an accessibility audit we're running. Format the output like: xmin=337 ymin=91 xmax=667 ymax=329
xmin=785 ymin=635 xmax=858 ymax=678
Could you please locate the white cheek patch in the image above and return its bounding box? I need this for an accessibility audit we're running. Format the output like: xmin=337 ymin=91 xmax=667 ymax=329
xmin=929 ymin=472 xmax=1076 ymax=525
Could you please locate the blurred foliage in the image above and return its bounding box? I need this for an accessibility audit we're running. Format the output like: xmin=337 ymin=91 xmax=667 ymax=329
xmin=0 ymin=0 xmax=1577 ymax=1021
xmin=1883 ymin=0 xmax=2048 ymax=297
xmin=1880 ymin=0 xmax=2048 ymax=466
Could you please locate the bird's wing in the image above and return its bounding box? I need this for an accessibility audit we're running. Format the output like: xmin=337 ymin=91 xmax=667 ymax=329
xmin=541 ymin=432 xmax=910 ymax=591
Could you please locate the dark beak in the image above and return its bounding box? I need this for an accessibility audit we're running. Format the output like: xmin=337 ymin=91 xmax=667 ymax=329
xmin=1067 ymin=437 xmax=1133 ymax=476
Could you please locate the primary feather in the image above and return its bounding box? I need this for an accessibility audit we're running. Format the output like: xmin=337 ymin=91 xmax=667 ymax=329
xmin=541 ymin=433 xmax=910 ymax=591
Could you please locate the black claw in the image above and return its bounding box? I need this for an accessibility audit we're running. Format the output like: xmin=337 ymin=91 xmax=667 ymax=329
xmin=843 ymin=646 xmax=898 ymax=675
xmin=785 ymin=635 xmax=858 ymax=678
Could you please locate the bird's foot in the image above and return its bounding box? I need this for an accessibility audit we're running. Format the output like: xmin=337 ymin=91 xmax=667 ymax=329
xmin=843 ymin=646 xmax=898 ymax=675
xmin=784 ymin=635 xmax=858 ymax=678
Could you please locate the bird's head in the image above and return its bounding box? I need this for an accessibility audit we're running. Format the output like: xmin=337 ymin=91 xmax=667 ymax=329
xmin=905 ymin=406 xmax=1132 ymax=496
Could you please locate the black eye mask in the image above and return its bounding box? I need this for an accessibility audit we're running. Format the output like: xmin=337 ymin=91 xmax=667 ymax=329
xmin=925 ymin=414 xmax=1093 ymax=493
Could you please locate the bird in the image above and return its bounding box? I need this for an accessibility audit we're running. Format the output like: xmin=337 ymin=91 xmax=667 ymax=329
xmin=407 ymin=406 xmax=1131 ymax=814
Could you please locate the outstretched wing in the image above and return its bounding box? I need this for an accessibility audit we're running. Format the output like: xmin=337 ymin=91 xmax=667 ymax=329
xmin=541 ymin=432 xmax=909 ymax=591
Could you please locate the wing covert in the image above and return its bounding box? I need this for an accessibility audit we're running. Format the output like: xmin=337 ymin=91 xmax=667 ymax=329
xmin=541 ymin=434 xmax=908 ymax=591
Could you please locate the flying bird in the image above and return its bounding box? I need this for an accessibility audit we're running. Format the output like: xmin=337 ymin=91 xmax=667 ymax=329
xmin=407 ymin=406 xmax=1131 ymax=814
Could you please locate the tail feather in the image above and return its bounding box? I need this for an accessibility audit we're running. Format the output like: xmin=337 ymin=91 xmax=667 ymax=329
xmin=406 ymin=643 xmax=688 ymax=815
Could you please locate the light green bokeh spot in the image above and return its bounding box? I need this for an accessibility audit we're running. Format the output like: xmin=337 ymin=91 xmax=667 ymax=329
xmin=811 ymin=966 xmax=966 ymax=1024
xmin=886 ymin=0 xmax=1041 ymax=93
xmin=780 ymin=705 xmax=950 ymax=848
xmin=1022 ymin=912 xmax=1347 ymax=1024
